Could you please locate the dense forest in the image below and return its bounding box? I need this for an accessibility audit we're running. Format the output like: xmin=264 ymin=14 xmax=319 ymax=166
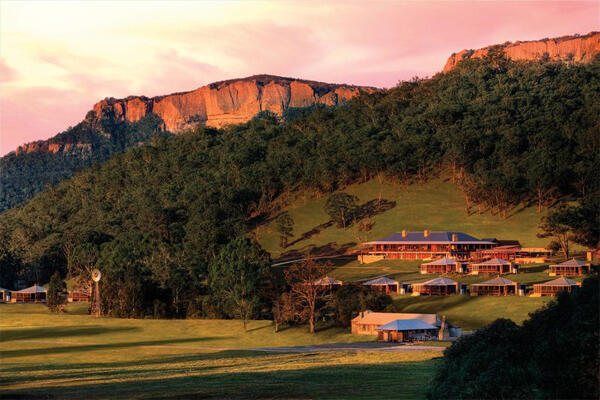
xmin=1 ymin=54 xmax=598 ymax=318
xmin=429 ymin=276 xmax=599 ymax=399
xmin=0 ymin=112 xmax=168 ymax=212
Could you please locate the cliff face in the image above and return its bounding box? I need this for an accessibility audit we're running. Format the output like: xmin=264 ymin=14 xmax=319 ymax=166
xmin=443 ymin=31 xmax=600 ymax=72
xmin=91 ymin=74 xmax=371 ymax=133
xmin=15 ymin=141 xmax=92 ymax=156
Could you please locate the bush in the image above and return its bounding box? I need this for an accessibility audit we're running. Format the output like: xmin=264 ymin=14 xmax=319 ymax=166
xmin=46 ymin=271 xmax=66 ymax=313
xmin=428 ymin=277 xmax=599 ymax=399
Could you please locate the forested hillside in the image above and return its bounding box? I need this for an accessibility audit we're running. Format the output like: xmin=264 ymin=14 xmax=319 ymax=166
xmin=0 ymin=113 xmax=168 ymax=211
xmin=1 ymin=56 xmax=598 ymax=318
xmin=1 ymin=75 xmax=367 ymax=212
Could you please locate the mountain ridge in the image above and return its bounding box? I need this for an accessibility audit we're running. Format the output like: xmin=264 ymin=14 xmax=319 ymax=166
xmin=14 ymin=74 xmax=372 ymax=156
xmin=443 ymin=31 xmax=600 ymax=72
xmin=90 ymin=74 xmax=372 ymax=134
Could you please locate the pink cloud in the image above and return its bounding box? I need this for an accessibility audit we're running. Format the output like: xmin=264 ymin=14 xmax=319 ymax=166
xmin=0 ymin=86 xmax=90 ymax=155
xmin=0 ymin=59 xmax=17 ymax=82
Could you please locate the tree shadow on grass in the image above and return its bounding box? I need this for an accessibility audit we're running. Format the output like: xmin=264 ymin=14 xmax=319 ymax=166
xmin=1 ymin=350 xmax=277 ymax=375
xmin=0 ymin=358 xmax=438 ymax=400
xmin=520 ymin=265 xmax=548 ymax=273
xmin=0 ymin=326 xmax=140 ymax=343
xmin=354 ymin=199 xmax=396 ymax=221
xmin=286 ymin=221 xmax=334 ymax=248
xmin=277 ymin=242 xmax=357 ymax=262
xmin=283 ymin=198 xmax=395 ymax=250
xmin=0 ymin=337 xmax=232 ymax=359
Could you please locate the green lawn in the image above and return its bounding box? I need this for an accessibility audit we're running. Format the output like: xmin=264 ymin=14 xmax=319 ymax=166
xmin=0 ymin=304 xmax=439 ymax=399
xmin=260 ymin=177 xmax=549 ymax=259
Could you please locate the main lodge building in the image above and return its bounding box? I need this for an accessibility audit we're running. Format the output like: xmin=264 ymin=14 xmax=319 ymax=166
xmin=360 ymin=230 xmax=495 ymax=261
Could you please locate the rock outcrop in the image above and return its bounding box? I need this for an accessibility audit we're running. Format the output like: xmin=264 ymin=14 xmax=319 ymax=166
xmin=15 ymin=141 xmax=92 ymax=156
xmin=443 ymin=31 xmax=600 ymax=72
xmin=91 ymin=74 xmax=372 ymax=133
xmin=14 ymin=75 xmax=371 ymax=156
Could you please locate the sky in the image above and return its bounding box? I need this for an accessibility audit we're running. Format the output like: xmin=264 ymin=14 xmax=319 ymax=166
xmin=0 ymin=1 xmax=598 ymax=155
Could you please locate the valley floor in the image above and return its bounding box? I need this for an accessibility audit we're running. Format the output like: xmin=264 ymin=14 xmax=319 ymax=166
xmin=1 ymin=304 xmax=439 ymax=399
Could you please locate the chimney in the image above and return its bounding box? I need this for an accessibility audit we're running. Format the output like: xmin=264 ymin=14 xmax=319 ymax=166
xmin=424 ymin=230 xmax=430 ymax=238
xmin=401 ymin=230 xmax=407 ymax=238
xmin=452 ymin=233 xmax=458 ymax=242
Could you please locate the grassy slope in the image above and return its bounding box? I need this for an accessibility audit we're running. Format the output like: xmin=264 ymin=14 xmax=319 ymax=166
xmin=0 ymin=304 xmax=437 ymax=399
xmin=260 ymin=177 xmax=594 ymax=330
xmin=260 ymin=177 xmax=549 ymax=259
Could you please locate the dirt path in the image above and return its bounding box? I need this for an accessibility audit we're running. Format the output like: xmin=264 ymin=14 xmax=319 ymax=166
xmin=247 ymin=342 xmax=446 ymax=353
xmin=6 ymin=339 xmax=446 ymax=354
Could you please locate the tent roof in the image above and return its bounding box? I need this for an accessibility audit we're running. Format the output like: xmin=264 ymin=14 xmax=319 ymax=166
xmin=537 ymin=277 xmax=577 ymax=286
xmin=419 ymin=276 xmax=458 ymax=286
xmin=16 ymin=284 xmax=47 ymax=293
xmin=363 ymin=231 xmax=494 ymax=245
xmin=551 ymin=258 xmax=587 ymax=267
xmin=422 ymin=257 xmax=456 ymax=266
xmin=472 ymin=276 xmax=517 ymax=286
xmin=313 ymin=276 xmax=342 ymax=285
xmin=473 ymin=258 xmax=510 ymax=266
xmin=363 ymin=276 xmax=399 ymax=286
xmin=352 ymin=311 xmax=439 ymax=327
xmin=377 ymin=319 xmax=437 ymax=331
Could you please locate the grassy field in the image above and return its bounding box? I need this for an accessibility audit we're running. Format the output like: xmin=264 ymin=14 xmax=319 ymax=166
xmin=260 ymin=177 xmax=549 ymax=259
xmin=0 ymin=304 xmax=439 ymax=399
xmin=0 ymin=179 xmax=582 ymax=398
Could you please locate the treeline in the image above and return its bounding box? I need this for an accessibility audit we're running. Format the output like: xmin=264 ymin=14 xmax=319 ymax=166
xmin=0 ymin=56 xmax=598 ymax=318
xmin=429 ymin=276 xmax=599 ymax=399
xmin=0 ymin=112 xmax=168 ymax=212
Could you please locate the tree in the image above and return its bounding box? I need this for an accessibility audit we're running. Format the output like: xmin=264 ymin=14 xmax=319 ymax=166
xmin=274 ymin=211 xmax=294 ymax=248
xmin=47 ymin=271 xmax=66 ymax=313
xmin=429 ymin=277 xmax=599 ymax=400
xmin=271 ymin=291 xmax=297 ymax=333
xmin=324 ymin=192 xmax=359 ymax=229
xmin=0 ymin=246 xmax=21 ymax=289
xmin=538 ymin=202 xmax=600 ymax=259
xmin=428 ymin=319 xmax=534 ymax=399
xmin=537 ymin=205 xmax=579 ymax=259
xmin=208 ymin=237 xmax=271 ymax=331
xmin=284 ymin=256 xmax=332 ymax=333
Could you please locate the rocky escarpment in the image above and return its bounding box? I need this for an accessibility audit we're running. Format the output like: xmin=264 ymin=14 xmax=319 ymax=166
xmin=444 ymin=31 xmax=600 ymax=72
xmin=90 ymin=74 xmax=372 ymax=133
xmin=15 ymin=141 xmax=92 ymax=156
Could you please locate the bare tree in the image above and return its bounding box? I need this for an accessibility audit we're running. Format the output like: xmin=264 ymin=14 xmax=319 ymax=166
xmin=284 ymin=256 xmax=332 ymax=333
xmin=272 ymin=292 xmax=297 ymax=333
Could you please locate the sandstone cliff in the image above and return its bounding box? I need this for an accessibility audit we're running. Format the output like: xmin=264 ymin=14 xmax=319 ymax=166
xmin=90 ymin=74 xmax=371 ymax=133
xmin=14 ymin=75 xmax=371 ymax=155
xmin=443 ymin=31 xmax=600 ymax=72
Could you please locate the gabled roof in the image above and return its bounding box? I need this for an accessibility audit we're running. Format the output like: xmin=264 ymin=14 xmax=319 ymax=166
xmin=422 ymin=257 xmax=456 ymax=266
xmin=363 ymin=276 xmax=399 ymax=286
xmin=537 ymin=277 xmax=577 ymax=286
xmin=377 ymin=319 xmax=437 ymax=331
xmin=363 ymin=231 xmax=494 ymax=245
xmin=551 ymin=258 xmax=587 ymax=267
xmin=16 ymin=284 xmax=47 ymax=293
xmin=472 ymin=258 xmax=510 ymax=266
xmin=313 ymin=276 xmax=342 ymax=285
xmin=472 ymin=276 xmax=517 ymax=286
xmin=418 ymin=276 xmax=458 ymax=286
xmin=352 ymin=311 xmax=439 ymax=327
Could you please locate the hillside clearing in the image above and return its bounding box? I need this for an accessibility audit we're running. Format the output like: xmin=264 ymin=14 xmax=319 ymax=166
xmin=260 ymin=178 xmax=549 ymax=259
